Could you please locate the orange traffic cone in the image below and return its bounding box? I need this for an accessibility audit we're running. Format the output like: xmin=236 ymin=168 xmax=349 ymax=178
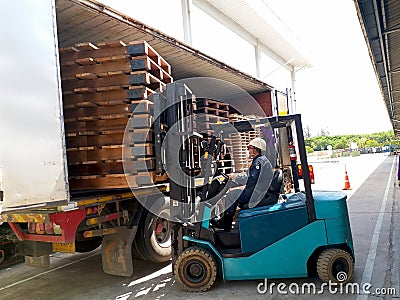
xmin=343 ymin=165 xmax=352 ymax=190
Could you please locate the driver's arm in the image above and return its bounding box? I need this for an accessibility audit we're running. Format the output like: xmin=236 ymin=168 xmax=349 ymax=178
xmin=229 ymin=172 xmax=248 ymax=186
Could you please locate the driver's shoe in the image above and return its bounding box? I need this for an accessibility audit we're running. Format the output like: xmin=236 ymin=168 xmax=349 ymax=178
xmin=210 ymin=217 xmax=222 ymax=228
xmin=211 ymin=214 xmax=233 ymax=232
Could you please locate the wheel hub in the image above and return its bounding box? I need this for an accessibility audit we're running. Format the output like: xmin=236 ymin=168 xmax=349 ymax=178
xmin=154 ymin=216 xmax=171 ymax=246
xmin=189 ymin=263 xmax=203 ymax=277
xmin=184 ymin=261 xmax=206 ymax=283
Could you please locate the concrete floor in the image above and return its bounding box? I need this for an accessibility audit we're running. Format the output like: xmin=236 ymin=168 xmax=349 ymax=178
xmin=0 ymin=154 xmax=398 ymax=299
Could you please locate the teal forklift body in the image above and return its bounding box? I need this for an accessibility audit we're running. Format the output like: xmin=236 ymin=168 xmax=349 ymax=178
xmin=223 ymin=220 xmax=327 ymax=280
xmin=185 ymin=221 xmax=326 ymax=280
xmin=313 ymin=191 xmax=354 ymax=253
xmin=184 ymin=191 xmax=353 ymax=281
xmin=238 ymin=194 xmax=308 ymax=253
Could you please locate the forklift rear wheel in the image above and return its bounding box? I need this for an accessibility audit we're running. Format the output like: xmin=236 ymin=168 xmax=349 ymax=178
xmin=317 ymin=248 xmax=354 ymax=284
xmin=174 ymin=246 xmax=217 ymax=292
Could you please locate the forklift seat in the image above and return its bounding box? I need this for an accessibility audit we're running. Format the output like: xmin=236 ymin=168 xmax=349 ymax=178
xmin=240 ymin=168 xmax=283 ymax=210
xmin=238 ymin=193 xmax=308 ymax=253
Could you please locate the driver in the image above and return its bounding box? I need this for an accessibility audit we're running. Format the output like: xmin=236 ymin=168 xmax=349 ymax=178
xmin=212 ymin=137 xmax=274 ymax=231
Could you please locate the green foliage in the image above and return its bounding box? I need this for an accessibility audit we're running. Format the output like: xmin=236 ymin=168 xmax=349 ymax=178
xmin=305 ymin=146 xmax=314 ymax=153
xmin=305 ymin=130 xmax=395 ymax=151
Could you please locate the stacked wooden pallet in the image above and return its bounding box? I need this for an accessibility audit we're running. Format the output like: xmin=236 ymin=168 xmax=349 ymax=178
xmin=195 ymin=98 xmax=229 ymax=132
xmin=59 ymin=40 xmax=172 ymax=191
xmin=196 ymin=99 xmax=233 ymax=173
xmin=228 ymin=114 xmax=259 ymax=173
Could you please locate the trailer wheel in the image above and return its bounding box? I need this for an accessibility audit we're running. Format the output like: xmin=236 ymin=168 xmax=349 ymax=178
xmin=75 ymin=237 xmax=102 ymax=253
xmin=133 ymin=199 xmax=171 ymax=262
xmin=75 ymin=220 xmax=102 ymax=253
xmin=317 ymin=248 xmax=354 ymax=284
xmin=174 ymin=247 xmax=217 ymax=292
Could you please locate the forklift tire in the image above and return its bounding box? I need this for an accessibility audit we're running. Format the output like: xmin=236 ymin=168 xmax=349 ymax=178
xmin=174 ymin=246 xmax=217 ymax=292
xmin=317 ymin=248 xmax=354 ymax=284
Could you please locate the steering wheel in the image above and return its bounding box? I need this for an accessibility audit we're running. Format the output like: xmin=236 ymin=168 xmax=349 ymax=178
xmin=219 ymin=172 xmax=229 ymax=180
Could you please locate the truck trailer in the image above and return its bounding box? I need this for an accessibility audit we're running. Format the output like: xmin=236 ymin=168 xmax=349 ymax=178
xmin=0 ymin=0 xmax=279 ymax=275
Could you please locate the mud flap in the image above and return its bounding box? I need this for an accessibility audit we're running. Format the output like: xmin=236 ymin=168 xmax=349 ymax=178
xmin=101 ymin=227 xmax=136 ymax=277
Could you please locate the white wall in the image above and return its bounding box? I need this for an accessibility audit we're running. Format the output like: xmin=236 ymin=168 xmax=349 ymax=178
xmin=259 ymin=51 xmax=292 ymax=91
xmin=190 ymin=5 xmax=257 ymax=77
xmin=100 ymin=0 xmax=292 ymax=93
xmin=100 ymin=0 xmax=185 ymax=41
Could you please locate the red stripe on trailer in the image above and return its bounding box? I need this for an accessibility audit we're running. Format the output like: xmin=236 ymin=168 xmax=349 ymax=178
xmin=9 ymin=209 xmax=86 ymax=244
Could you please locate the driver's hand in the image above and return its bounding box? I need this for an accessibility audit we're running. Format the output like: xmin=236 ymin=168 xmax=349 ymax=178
xmin=229 ymin=173 xmax=237 ymax=181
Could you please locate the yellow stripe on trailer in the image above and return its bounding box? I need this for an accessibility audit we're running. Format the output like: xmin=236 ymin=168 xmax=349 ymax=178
xmin=74 ymin=185 xmax=169 ymax=207
xmin=0 ymin=213 xmax=49 ymax=223
xmin=53 ymin=242 xmax=76 ymax=253
xmin=84 ymin=228 xmax=118 ymax=238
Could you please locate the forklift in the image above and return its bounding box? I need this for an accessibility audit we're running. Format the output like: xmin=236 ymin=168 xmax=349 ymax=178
xmin=161 ymin=82 xmax=354 ymax=292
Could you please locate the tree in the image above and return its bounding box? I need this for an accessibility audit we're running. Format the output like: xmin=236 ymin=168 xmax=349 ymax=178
xmin=365 ymin=139 xmax=379 ymax=147
xmin=333 ymin=137 xmax=348 ymax=150
xmin=358 ymin=137 xmax=367 ymax=149
xmin=306 ymin=146 xmax=314 ymax=153
xmin=304 ymin=130 xmax=395 ymax=151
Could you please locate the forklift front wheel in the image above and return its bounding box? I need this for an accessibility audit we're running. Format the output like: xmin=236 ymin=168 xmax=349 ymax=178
xmin=317 ymin=248 xmax=354 ymax=284
xmin=174 ymin=246 xmax=217 ymax=292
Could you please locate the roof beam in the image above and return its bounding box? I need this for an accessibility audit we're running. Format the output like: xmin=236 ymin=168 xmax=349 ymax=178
xmin=389 ymin=67 xmax=400 ymax=74
xmin=373 ymin=0 xmax=395 ymax=117
xmin=383 ymin=26 xmax=400 ymax=36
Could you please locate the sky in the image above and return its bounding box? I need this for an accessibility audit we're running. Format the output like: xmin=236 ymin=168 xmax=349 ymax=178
xmin=265 ymin=0 xmax=393 ymax=136
xmin=100 ymin=0 xmax=393 ymax=137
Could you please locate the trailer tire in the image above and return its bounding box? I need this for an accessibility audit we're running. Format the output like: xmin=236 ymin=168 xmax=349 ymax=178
xmin=0 ymin=250 xmax=4 ymax=265
xmin=133 ymin=198 xmax=171 ymax=262
xmin=131 ymin=238 xmax=146 ymax=261
xmin=75 ymin=220 xmax=102 ymax=253
xmin=174 ymin=246 xmax=217 ymax=292
xmin=75 ymin=237 xmax=102 ymax=253
xmin=317 ymin=248 xmax=354 ymax=284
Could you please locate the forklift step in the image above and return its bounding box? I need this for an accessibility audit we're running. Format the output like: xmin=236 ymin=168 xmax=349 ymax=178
xmin=220 ymin=248 xmax=253 ymax=258
xmin=215 ymin=230 xmax=241 ymax=250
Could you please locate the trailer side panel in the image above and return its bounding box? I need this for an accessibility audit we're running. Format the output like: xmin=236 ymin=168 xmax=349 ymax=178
xmin=0 ymin=0 xmax=69 ymax=208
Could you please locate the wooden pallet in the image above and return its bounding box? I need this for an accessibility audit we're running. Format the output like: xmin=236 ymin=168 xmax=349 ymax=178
xmin=60 ymin=41 xmax=173 ymax=191
xmin=196 ymin=98 xmax=229 ymax=110
xmin=62 ymin=72 xmax=165 ymax=94
xmin=227 ymin=114 xmax=258 ymax=173
xmin=62 ymin=86 xmax=154 ymax=109
xmin=68 ymin=171 xmax=157 ymax=190
xmin=64 ymin=118 xmax=129 ymax=133
xmin=60 ymin=40 xmax=171 ymax=73
xmin=67 ymin=147 xmax=126 ymax=164
xmin=196 ymin=107 xmax=229 ymax=118
xmin=68 ymin=158 xmax=156 ymax=176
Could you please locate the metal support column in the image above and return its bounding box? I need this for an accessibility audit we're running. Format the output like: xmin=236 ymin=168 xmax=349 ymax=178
xmin=255 ymin=39 xmax=261 ymax=79
xmin=181 ymin=0 xmax=193 ymax=45
xmin=291 ymin=68 xmax=296 ymax=113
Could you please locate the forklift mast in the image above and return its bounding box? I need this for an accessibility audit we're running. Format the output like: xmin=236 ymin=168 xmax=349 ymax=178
xmin=158 ymin=82 xmax=316 ymax=266
xmin=161 ymin=83 xmax=198 ymax=265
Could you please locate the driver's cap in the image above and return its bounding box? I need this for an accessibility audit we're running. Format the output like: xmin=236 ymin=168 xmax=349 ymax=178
xmin=249 ymin=137 xmax=266 ymax=152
